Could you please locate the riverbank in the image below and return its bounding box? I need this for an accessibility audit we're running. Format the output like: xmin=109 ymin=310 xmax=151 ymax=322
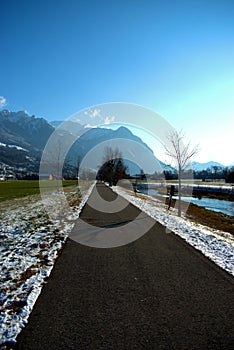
xmin=137 ymin=192 xmax=234 ymax=235
xmin=128 ymin=184 xmax=234 ymax=234
xmin=167 ymin=197 xmax=234 ymax=235
xmin=119 ymin=183 xmax=234 ymax=235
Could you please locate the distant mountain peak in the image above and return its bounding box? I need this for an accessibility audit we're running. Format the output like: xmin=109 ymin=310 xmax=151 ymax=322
xmin=115 ymin=125 xmax=132 ymax=134
xmin=192 ymin=161 xmax=225 ymax=171
xmin=0 ymin=110 xmax=54 ymax=168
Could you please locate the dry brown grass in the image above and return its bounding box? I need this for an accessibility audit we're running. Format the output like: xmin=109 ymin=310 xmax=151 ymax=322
xmin=186 ymin=203 xmax=234 ymax=235
xmin=165 ymin=197 xmax=234 ymax=235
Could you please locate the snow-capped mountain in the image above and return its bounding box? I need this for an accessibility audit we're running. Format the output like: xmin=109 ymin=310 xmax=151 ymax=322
xmin=0 ymin=110 xmax=163 ymax=174
xmin=0 ymin=110 xmax=54 ymax=150
xmin=0 ymin=110 xmax=55 ymax=169
xmin=191 ymin=161 xmax=225 ymax=171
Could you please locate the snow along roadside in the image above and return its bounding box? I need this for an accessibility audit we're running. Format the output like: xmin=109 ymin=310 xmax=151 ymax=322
xmin=0 ymin=182 xmax=96 ymax=346
xmin=112 ymin=186 xmax=234 ymax=277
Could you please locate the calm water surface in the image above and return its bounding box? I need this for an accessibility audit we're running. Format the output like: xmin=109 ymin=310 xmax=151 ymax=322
xmin=138 ymin=188 xmax=234 ymax=217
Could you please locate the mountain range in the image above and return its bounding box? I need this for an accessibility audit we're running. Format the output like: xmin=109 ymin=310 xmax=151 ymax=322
xmin=191 ymin=161 xmax=226 ymax=171
xmin=0 ymin=110 xmax=232 ymax=176
xmin=0 ymin=110 xmax=164 ymax=175
xmin=0 ymin=110 xmax=54 ymax=170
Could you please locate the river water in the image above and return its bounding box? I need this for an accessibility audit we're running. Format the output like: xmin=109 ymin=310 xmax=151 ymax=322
xmin=138 ymin=188 xmax=234 ymax=217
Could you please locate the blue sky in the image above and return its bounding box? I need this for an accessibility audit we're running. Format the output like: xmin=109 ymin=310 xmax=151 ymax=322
xmin=1 ymin=0 xmax=234 ymax=165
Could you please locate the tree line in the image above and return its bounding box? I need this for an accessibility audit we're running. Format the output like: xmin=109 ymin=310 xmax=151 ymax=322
xmin=150 ymin=166 xmax=234 ymax=183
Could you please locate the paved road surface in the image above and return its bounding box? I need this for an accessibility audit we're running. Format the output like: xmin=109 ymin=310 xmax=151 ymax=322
xmin=15 ymin=183 xmax=234 ymax=349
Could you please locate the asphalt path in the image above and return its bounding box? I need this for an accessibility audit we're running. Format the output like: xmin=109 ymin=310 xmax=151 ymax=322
xmin=15 ymin=183 xmax=234 ymax=349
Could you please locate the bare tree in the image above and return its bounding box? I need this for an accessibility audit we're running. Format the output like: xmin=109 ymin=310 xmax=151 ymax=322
xmin=164 ymin=130 xmax=199 ymax=216
xmin=102 ymin=147 xmax=122 ymax=165
xmin=75 ymin=155 xmax=82 ymax=186
xmin=97 ymin=146 xmax=128 ymax=185
xmin=40 ymin=137 xmax=66 ymax=192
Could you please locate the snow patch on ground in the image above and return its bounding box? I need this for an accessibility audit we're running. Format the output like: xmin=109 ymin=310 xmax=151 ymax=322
xmin=113 ymin=186 xmax=234 ymax=277
xmin=0 ymin=183 xmax=95 ymax=346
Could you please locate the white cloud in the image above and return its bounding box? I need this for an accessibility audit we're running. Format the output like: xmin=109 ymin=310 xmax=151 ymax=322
xmin=91 ymin=109 xmax=100 ymax=118
xmin=0 ymin=96 xmax=7 ymax=108
xmin=104 ymin=116 xmax=115 ymax=124
xmin=84 ymin=109 xmax=101 ymax=119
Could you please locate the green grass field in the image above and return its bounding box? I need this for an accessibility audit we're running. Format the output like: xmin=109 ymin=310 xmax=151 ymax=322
xmin=0 ymin=180 xmax=78 ymax=202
